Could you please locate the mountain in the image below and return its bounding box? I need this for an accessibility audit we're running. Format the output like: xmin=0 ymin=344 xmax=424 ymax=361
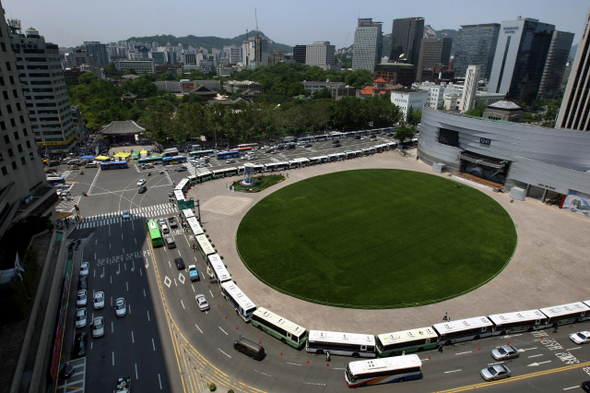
xmin=126 ymin=31 xmax=292 ymax=53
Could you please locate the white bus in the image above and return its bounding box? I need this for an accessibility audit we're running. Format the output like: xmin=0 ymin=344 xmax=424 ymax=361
xmin=252 ymin=307 xmax=308 ymax=349
xmin=174 ymin=190 xmax=185 ymax=203
xmin=264 ymin=162 xmax=289 ymax=172
xmin=186 ymin=216 xmax=204 ymax=236
xmin=488 ymin=309 xmax=548 ymax=335
xmin=376 ymin=327 xmax=438 ymax=357
xmin=207 ymin=253 xmax=231 ymax=286
xmin=345 ymin=355 xmax=422 ymax=388
xmin=220 ymin=281 xmax=256 ymax=322
xmin=195 ymin=234 xmax=215 ymax=258
xmin=539 ymin=302 xmax=590 ymax=326
xmin=182 ymin=208 xmax=195 ymax=220
xmin=174 ymin=178 xmax=190 ymax=193
xmin=432 ymin=316 xmax=493 ymax=345
xmin=306 ymin=330 xmax=376 ymax=358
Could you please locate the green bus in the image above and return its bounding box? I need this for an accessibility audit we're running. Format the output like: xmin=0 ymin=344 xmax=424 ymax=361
xmin=147 ymin=220 xmax=163 ymax=247
xmin=251 ymin=307 xmax=307 ymax=349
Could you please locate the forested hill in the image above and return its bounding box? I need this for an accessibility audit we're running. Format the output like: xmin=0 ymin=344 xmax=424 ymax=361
xmin=126 ymin=31 xmax=292 ymax=53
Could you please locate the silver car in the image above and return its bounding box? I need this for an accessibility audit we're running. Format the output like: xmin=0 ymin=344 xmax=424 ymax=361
xmin=570 ymin=331 xmax=590 ymax=345
xmin=80 ymin=262 xmax=89 ymax=277
xmin=195 ymin=294 xmax=209 ymax=311
xmin=93 ymin=291 xmax=105 ymax=310
xmin=480 ymin=365 xmax=511 ymax=381
xmin=115 ymin=297 xmax=127 ymax=318
xmin=75 ymin=308 xmax=87 ymax=329
xmin=76 ymin=289 xmax=87 ymax=307
xmin=491 ymin=345 xmax=520 ymax=360
xmin=92 ymin=316 xmax=104 ymax=338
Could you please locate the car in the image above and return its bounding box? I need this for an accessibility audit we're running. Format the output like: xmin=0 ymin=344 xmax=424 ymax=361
xmin=226 ymin=159 xmax=236 ymax=164
xmin=333 ymin=143 xmax=341 ymax=148
xmin=143 ymin=163 xmax=154 ymax=169
xmin=305 ymin=143 xmax=313 ymax=148
xmin=168 ymin=216 xmax=178 ymax=228
xmin=58 ymin=363 xmax=75 ymax=380
xmin=570 ymin=331 xmax=590 ymax=345
xmin=76 ymin=289 xmax=87 ymax=307
xmin=174 ymin=257 xmax=185 ymax=270
xmin=57 ymin=188 xmax=70 ymax=197
xmin=165 ymin=236 xmax=176 ymax=249
xmin=491 ymin=345 xmax=520 ymax=360
xmin=77 ymin=276 xmax=88 ymax=290
xmin=582 ymin=381 xmax=590 ymax=392
xmin=175 ymin=166 xmax=188 ymax=172
xmin=71 ymin=332 xmax=87 ymax=359
xmin=75 ymin=308 xmax=87 ymax=328
xmin=158 ymin=217 xmax=166 ymax=226
xmin=79 ymin=262 xmax=89 ymax=277
xmin=480 ymin=365 xmax=511 ymax=381
xmin=355 ymin=135 xmax=361 ymax=139
xmin=115 ymin=297 xmax=127 ymax=317
xmin=92 ymin=316 xmax=104 ymax=338
xmin=161 ymin=224 xmax=169 ymax=234
xmin=138 ymin=186 xmax=147 ymax=194
xmin=188 ymin=265 xmax=199 ymax=281
xmin=93 ymin=290 xmax=105 ymax=310
xmin=195 ymin=294 xmax=210 ymax=311
xmin=137 ymin=179 xmax=146 ymax=186
xmin=122 ymin=210 xmax=130 ymax=220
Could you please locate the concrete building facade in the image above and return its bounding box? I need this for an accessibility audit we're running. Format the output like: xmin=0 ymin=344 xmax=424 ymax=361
xmin=116 ymin=59 xmax=155 ymax=74
xmin=459 ymin=65 xmax=480 ymax=113
xmin=453 ymin=24 xmax=500 ymax=80
xmin=390 ymin=89 xmax=429 ymax=120
xmin=352 ymin=18 xmax=383 ymax=72
xmin=305 ymin=41 xmax=337 ymax=70
xmin=416 ymin=38 xmax=453 ymax=82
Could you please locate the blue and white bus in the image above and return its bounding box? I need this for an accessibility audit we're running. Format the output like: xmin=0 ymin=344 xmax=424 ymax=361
xmin=216 ymin=150 xmax=240 ymax=160
xmin=189 ymin=150 xmax=215 ymax=158
xmin=100 ymin=161 xmax=129 ymax=170
xmin=47 ymin=176 xmax=66 ymax=186
xmin=162 ymin=156 xmax=187 ymax=165
xmin=345 ymin=355 xmax=423 ymax=388
xmin=306 ymin=330 xmax=376 ymax=358
xmin=220 ymin=281 xmax=256 ymax=322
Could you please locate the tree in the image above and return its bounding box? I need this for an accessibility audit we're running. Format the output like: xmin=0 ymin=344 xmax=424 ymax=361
xmin=314 ymin=88 xmax=333 ymax=99
xmin=465 ymin=102 xmax=487 ymax=117
xmin=394 ymin=124 xmax=416 ymax=146
xmin=344 ymin=69 xmax=373 ymax=89
xmin=406 ymin=107 xmax=422 ymax=125
xmin=78 ymin=72 xmax=98 ymax=85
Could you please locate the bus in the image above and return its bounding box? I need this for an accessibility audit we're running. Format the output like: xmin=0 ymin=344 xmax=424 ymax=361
xmin=207 ymin=254 xmax=231 ymax=287
xmin=162 ymin=156 xmax=188 ymax=165
xmin=137 ymin=156 xmax=163 ymax=165
xmin=539 ymin=302 xmax=590 ymax=326
xmin=188 ymin=175 xmax=197 ymax=186
xmin=220 ymin=281 xmax=256 ymax=322
xmin=237 ymin=143 xmax=258 ymax=149
xmin=47 ymin=176 xmax=66 ymax=186
xmin=432 ymin=316 xmax=493 ymax=346
xmin=376 ymin=327 xmax=438 ymax=357
xmin=175 ymin=178 xmax=190 ymax=193
xmin=252 ymin=307 xmax=308 ymax=349
xmin=264 ymin=162 xmax=289 ymax=172
xmin=174 ymin=190 xmax=185 ymax=203
xmin=186 ymin=217 xmax=204 ymax=236
xmin=195 ymin=234 xmax=215 ymax=260
xmin=488 ymin=309 xmax=548 ymax=335
xmin=101 ymin=161 xmax=129 ymax=170
xmin=216 ymin=150 xmax=240 ymax=160
xmin=147 ymin=220 xmax=163 ymax=247
xmin=161 ymin=148 xmax=179 ymax=157
xmin=306 ymin=330 xmax=376 ymax=358
xmin=189 ymin=150 xmax=215 ymax=158
xmin=224 ymin=167 xmax=238 ymax=177
xmin=230 ymin=146 xmax=253 ymax=153
xmin=196 ymin=170 xmax=213 ymax=183
xmin=345 ymin=355 xmax=423 ymax=388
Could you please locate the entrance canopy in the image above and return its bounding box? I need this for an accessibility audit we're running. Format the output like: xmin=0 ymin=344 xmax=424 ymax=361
xmin=459 ymin=151 xmax=508 ymax=170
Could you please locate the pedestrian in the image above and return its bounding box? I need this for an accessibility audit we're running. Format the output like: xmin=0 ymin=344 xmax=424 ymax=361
xmin=438 ymin=345 xmax=444 ymax=353
xmin=553 ymin=323 xmax=559 ymax=333
xmin=443 ymin=312 xmax=448 ymax=321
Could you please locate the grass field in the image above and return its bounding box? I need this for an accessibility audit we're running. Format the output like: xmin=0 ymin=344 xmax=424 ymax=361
xmin=236 ymin=169 xmax=517 ymax=308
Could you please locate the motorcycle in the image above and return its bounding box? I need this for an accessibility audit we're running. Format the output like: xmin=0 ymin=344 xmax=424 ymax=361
xmin=82 ymin=192 xmax=88 ymax=197
xmin=148 ymin=172 xmax=151 ymax=176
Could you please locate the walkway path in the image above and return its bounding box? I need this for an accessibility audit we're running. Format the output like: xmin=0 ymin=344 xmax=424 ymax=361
xmin=187 ymin=149 xmax=590 ymax=335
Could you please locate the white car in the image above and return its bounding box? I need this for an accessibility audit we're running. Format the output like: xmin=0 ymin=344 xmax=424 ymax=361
xmin=570 ymin=331 xmax=590 ymax=345
xmin=92 ymin=316 xmax=104 ymax=338
xmin=195 ymin=294 xmax=209 ymax=311
xmin=122 ymin=210 xmax=130 ymax=220
xmin=93 ymin=291 xmax=105 ymax=310
xmin=161 ymin=224 xmax=169 ymax=234
xmin=115 ymin=297 xmax=127 ymax=318
xmin=75 ymin=308 xmax=87 ymax=328
xmin=137 ymin=179 xmax=146 ymax=186
xmin=80 ymin=262 xmax=89 ymax=277
xmin=76 ymin=289 xmax=87 ymax=307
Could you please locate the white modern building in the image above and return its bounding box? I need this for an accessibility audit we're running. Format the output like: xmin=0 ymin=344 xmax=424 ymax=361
xmin=352 ymin=18 xmax=383 ymax=72
xmin=459 ymin=65 xmax=480 ymax=113
xmin=305 ymin=41 xmax=337 ymax=70
xmin=390 ymin=89 xmax=429 ymax=120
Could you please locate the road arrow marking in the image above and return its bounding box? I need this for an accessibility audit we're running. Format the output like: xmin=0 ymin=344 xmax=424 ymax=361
xmin=528 ymin=360 xmax=552 ymax=367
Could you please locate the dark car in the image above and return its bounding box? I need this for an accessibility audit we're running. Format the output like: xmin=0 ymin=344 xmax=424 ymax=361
xmin=59 ymin=363 xmax=75 ymax=380
xmin=174 ymin=257 xmax=185 ymax=270
xmin=581 ymin=381 xmax=590 ymax=392
xmin=138 ymin=186 xmax=147 ymax=194
xmin=304 ymin=143 xmax=313 ymax=148
xmin=77 ymin=276 xmax=88 ymax=290
xmin=72 ymin=332 xmax=88 ymax=359
xmin=168 ymin=216 xmax=178 ymax=228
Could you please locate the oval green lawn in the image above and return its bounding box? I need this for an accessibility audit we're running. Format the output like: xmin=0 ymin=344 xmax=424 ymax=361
xmin=236 ymin=169 xmax=517 ymax=309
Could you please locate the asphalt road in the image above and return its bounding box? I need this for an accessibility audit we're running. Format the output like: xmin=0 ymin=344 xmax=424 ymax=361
xmin=58 ymin=137 xmax=590 ymax=393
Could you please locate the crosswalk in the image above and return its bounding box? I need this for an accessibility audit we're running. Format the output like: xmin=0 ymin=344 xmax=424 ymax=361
xmin=77 ymin=203 xmax=178 ymax=229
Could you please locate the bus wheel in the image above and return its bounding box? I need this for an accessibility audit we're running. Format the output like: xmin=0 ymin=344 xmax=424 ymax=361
xmin=352 ymin=353 xmax=360 ymax=358
xmin=398 ymin=378 xmax=405 ymax=383
xmin=360 ymin=383 xmax=367 ymax=387
xmin=474 ymin=335 xmax=480 ymax=340
xmin=316 ymin=350 xmax=324 ymax=355
xmin=257 ymin=325 xmax=263 ymax=331
xmin=417 ymin=347 xmax=424 ymax=352
xmin=281 ymin=338 xmax=286 ymax=344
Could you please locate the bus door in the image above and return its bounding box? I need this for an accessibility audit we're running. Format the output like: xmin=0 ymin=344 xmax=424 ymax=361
xmin=361 ymin=345 xmax=368 ymax=352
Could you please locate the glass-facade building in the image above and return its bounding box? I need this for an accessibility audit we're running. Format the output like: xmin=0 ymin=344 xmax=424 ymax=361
xmin=453 ymin=23 xmax=500 ymax=80
xmin=352 ymin=18 xmax=383 ymax=72
xmin=389 ymin=17 xmax=424 ymax=69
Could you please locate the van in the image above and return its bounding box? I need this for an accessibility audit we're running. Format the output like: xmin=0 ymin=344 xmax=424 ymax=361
xmin=86 ymin=162 xmax=97 ymax=168
xmin=165 ymin=237 xmax=176 ymax=249
xmin=233 ymin=337 xmax=265 ymax=360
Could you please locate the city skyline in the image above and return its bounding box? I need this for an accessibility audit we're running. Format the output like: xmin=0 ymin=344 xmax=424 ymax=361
xmin=2 ymin=0 xmax=589 ymax=49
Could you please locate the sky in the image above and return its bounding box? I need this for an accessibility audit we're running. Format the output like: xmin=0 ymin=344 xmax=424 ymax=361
xmin=2 ymin=0 xmax=589 ymax=49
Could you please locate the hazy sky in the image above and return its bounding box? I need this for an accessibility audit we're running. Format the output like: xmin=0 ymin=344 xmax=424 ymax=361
xmin=2 ymin=0 xmax=589 ymax=48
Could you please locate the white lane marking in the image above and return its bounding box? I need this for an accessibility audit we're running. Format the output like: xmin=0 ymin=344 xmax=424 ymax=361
xmin=566 ymin=347 xmax=581 ymax=351
xmin=286 ymin=362 xmax=302 ymax=366
xmin=152 ymin=338 xmax=156 ymax=351
xmin=563 ymin=386 xmax=579 ymax=391
xmin=158 ymin=374 xmax=162 ymax=390
xmin=521 ymin=347 xmax=538 ymax=352
xmin=131 ymin=331 xmax=135 ymax=343
xmin=219 ymin=326 xmax=228 ymax=335
xmin=112 ymin=351 xmax=115 ymax=366
xmin=455 ymin=351 xmax=472 ymax=356
xmin=487 ymin=361 xmax=505 ymax=366
xmin=129 ymin=304 xmax=132 ymax=314
xmin=303 ymin=382 xmax=326 ymax=386
xmin=254 ymin=370 xmax=272 ymax=377
xmin=528 ymin=354 xmax=544 ymax=358
xmin=191 ymin=284 xmax=195 ymax=293
xmin=126 ymin=281 xmax=129 ymax=291
xmin=135 ymin=363 xmax=138 ymax=379
xmin=111 ymin=321 xmax=114 ymax=333
xmin=147 ymin=310 xmax=151 ymax=322
xmin=444 ymin=369 xmax=462 ymax=374
xmin=218 ymin=348 xmax=232 ymax=358
xmin=181 ymin=299 xmax=185 ymax=309
xmin=195 ymin=324 xmax=203 ymax=333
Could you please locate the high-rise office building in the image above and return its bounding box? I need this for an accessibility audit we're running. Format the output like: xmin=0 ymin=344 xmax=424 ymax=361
xmin=352 ymin=18 xmax=383 ymax=72
xmin=0 ymin=12 xmax=53 ymax=240
xmin=242 ymin=36 xmax=268 ymax=69
xmin=557 ymin=6 xmax=590 ymax=130
xmin=293 ymin=45 xmax=306 ymax=64
xmin=453 ymin=23 xmax=500 ymax=80
xmin=306 ymin=41 xmax=337 ymax=70
xmin=389 ymin=17 xmax=424 ymax=68
xmin=488 ymin=17 xmax=555 ymax=103
xmin=537 ymin=30 xmax=574 ymax=100
xmin=416 ymin=38 xmax=452 ymax=81
xmin=9 ymin=25 xmax=77 ymax=154
xmin=459 ymin=65 xmax=481 ymax=113
xmin=83 ymin=41 xmax=109 ymax=67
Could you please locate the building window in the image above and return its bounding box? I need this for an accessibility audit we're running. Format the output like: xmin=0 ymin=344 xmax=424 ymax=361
xmin=3 ymin=134 xmax=8 ymax=143
xmin=8 ymin=148 xmax=13 ymax=157
xmin=13 ymin=131 xmax=19 ymax=140
xmin=0 ymin=152 xmax=3 ymax=161
xmin=26 ymin=140 xmax=31 ymax=148
xmin=29 ymin=152 xmax=35 ymax=161
xmin=19 ymin=115 xmax=24 ymax=124
xmin=9 ymin=75 xmax=14 ymax=84
xmin=1 ymin=43 xmax=6 ymax=52
xmin=20 ymin=157 xmax=26 ymax=165
xmin=1 ymin=167 xmax=6 ymax=176
xmin=10 ymin=118 xmax=15 ymax=127
xmin=5 ymin=62 xmax=11 ymax=71
xmin=17 ymin=144 xmax=22 ymax=153
xmin=2 ymin=91 xmax=7 ymax=99
xmin=16 ymin=102 xmax=21 ymax=111
xmin=11 ymin=161 xmax=17 ymax=170
xmin=0 ymin=76 xmax=3 ymax=86
xmin=12 ymin=89 xmax=18 ymax=98
xmin=23 ymin=128 xmax=28 ymax=136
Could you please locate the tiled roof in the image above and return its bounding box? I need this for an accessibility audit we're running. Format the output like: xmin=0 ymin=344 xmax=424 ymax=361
xmin=100 ymin=120 xmax=145 ymax=135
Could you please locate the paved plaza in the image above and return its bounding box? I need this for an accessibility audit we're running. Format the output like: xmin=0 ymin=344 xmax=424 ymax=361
xmin=188 ymin=149 xmax=590 ymax=335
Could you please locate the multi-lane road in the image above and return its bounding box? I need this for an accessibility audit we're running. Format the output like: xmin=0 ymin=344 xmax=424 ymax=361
xmin=55 ymin=138 xmax=590 ymax=392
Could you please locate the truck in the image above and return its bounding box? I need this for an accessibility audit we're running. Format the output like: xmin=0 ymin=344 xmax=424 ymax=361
xmin=116 ymin=376 xmax=130 ymax=392
xmin=188 ymin=265 xmax=199 ymax=282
